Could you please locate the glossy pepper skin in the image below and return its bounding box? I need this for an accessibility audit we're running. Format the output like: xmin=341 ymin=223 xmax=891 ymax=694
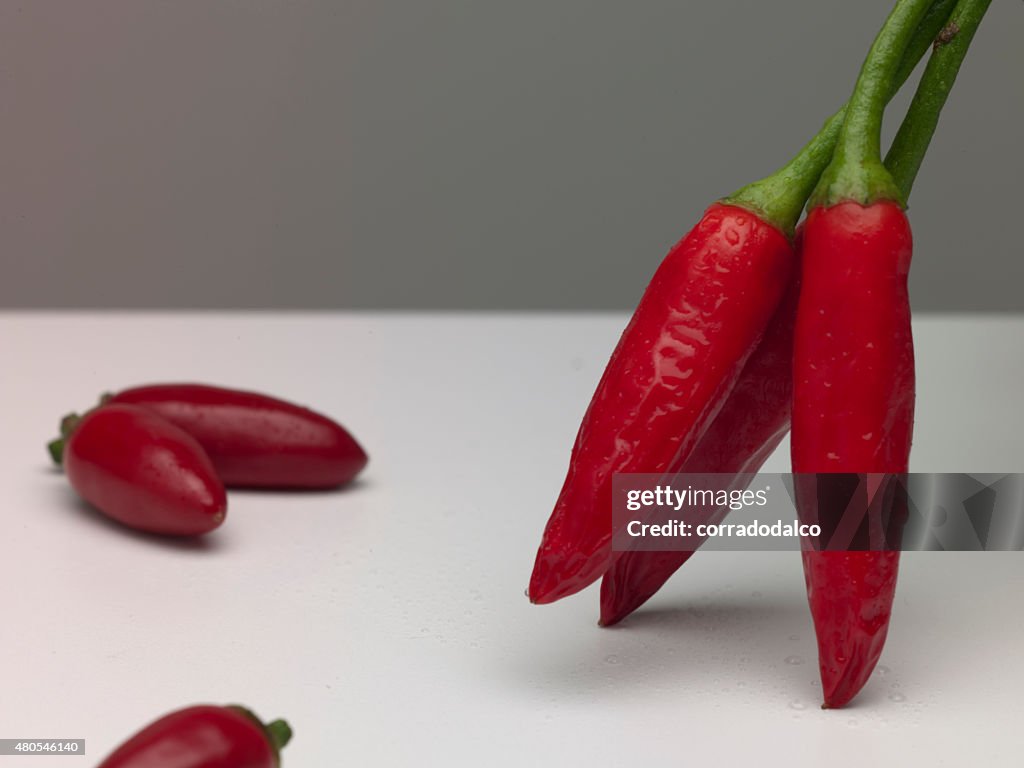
xmin=64 ymin=405 xmax=227 ymax=536
xmin=599 ymin=250 xmax=800 ymax=626
xmin=529 ymin=203 xmax=794 ymax=604
xmin=107 ymin=383 xmax=367 ymax=489
xmin=792 ymin=200 xmax=914 ymax=709
xmin=97 ymin=705 xmax=291 ymax=768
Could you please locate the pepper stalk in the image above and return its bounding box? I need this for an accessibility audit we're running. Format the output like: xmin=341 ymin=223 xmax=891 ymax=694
xmin=809 ymin=0 xmax=936 ymax=208
xmin=885 ymin=0 xmax=993 ymax=200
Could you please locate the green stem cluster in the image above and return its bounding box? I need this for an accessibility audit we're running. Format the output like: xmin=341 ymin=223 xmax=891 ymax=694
xmin=727 ymin=0 xmax=958 ymax=234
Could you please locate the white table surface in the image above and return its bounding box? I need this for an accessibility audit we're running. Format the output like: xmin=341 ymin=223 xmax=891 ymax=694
xmin=1 ymin=312 xmax=1022 ymax=767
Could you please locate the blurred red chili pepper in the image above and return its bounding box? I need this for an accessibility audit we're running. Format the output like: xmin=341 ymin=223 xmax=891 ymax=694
xmin=69 ymin=383 xmax=368 ymax=489
xmin=63 ymin=405 xmax=227 ymax=536
xmin=97 ymin=704 xmax=291 ymax=768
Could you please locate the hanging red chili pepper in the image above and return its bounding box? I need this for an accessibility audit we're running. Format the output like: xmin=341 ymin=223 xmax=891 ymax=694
xmin=794 ymin=201 xmax=913 ymax=709
xmin=528 ymin=202 xmax=795 ymax=604
xmin=793 ymin=0 xmax=990 ymax=708
xmin=599 ymin=250 xmax=800 ymax=626
xmin=97 ymin=704 xmax=291 ymax=768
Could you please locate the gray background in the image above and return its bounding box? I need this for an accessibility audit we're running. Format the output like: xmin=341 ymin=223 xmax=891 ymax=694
xmin=2 ymin=0 xmax=1020 ymax=311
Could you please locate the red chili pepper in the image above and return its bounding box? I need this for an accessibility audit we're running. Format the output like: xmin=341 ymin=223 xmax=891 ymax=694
xmin=794 ymin=0 xmax=988 ymax=708
xmin=790 ymin=0 xmax=935 ymax=708
xmin=63 ymin=405 xmax=227 ymax=536
xmin=599 ymin=250 xmax=800 ymax=626
xmin=101 ymin=383 xmax=367 ymax=489
xmin=97 ymin=704 xmax=291 ymax=768
xmin=528 ymin=203 xmax=795 ymax=604
xmin=793 ymin=201 xmax=913 ymax=708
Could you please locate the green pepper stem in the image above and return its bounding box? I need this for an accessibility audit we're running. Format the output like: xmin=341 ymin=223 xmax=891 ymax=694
xmin=47 ymin=412 xmax=83 ymax=466
xmin=810 ymin=0 xmax=935 ymax=208
xmin=265 ymin=719 xmax=293 ymax=752
xmin=727 ymin=0 xmax=957 ymax=234
xmin=47 ymin=438 xmax=65 ymax=465
xmin=885 ymin=0 xmax=992 ymax=201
